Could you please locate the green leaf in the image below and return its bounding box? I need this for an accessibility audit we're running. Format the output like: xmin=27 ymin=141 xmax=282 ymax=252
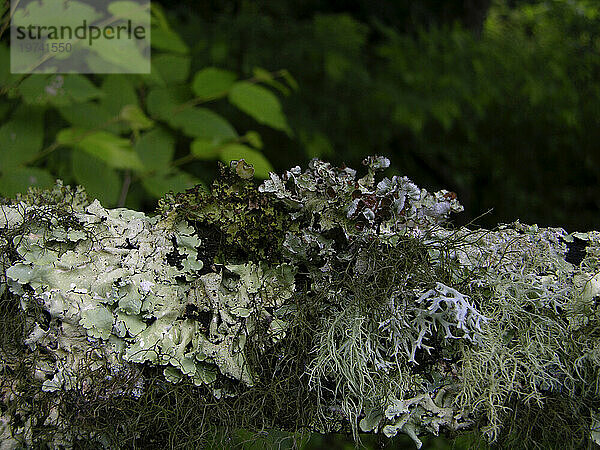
xmin=57 ymin=102 xmax=115 ymax=130
xmin=99 ymin=76 xmax=139 ymax=116
xmin=58 ymin=74 xmax=105 ymax=102
xmin=192 ymin=67 xmax=237 ymax=99
xmin=150 ymin=3 xmax=170 ymax=29
xmin=252 ymin=67 xmax=290 ymax=95
xmin=0 ymin=168 xmax=54 ymax=198
xmin=244 ymin=131 xmax=263 ymax=149
xmin=17 ymin=76 xmax=56 ymax=106
xmin=71 ymin=151 xmax=120 ymax=206
xmin=228 ymin=82 xmax=291 ymax=133
xmin=219 ymin=144 xmax=273 ymax=179
xmin=280 ymin=69 xmax=299 ymax=91
xmin=151 ymin=27 xmax=189 ymax=54
xmin=152 ymin=54 xmax=191 ymax=84
xmin=18 ymin=74 xmax=104 ymax=107
xmin=108 ymin=1 xmax=149 ymax=22
xmin=139 ymin=65 xmax=168 ymax=88
xmin=57 ymin=128 xmax=144 ymax=171
xmin=252 ymin=67 xmax=274 ymax=82
xmin=134 ymin=127 xmax=175 ymax=171
xmin=190 ymin=139 xmax=223 ymax=160
xmin=120 ymin=104 xmax=155 ymax=130
xmin=12 ymin=0 xmax=100 ymax=28
xmin=0 ymin=106 xmax=44 ymax=169
xmin=87 ymin=38 xmax=150 ymax=74
xmin=169 ymin=108 xmax=237 ymax=139
xmin=146 ymin=86 xmax=190 ymax=120
xmin=141 ymin=170 xmax=202 ymax=198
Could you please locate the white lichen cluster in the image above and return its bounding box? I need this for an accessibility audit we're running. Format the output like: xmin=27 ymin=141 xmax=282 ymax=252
xmin=379 ymin=282 xmax=489 ymax=366
xmin=260 ymin=156 xmax=463 ymax=239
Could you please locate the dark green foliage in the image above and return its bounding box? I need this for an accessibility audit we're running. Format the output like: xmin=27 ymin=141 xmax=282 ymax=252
xmin=2 ymin=1 xmax=599 ymax=231
xmin=0 ymin=4 xmax=295 ymax=210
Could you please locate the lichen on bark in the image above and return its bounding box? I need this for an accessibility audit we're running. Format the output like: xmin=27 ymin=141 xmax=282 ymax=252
xmin=0 ymin=159 xmax=599 ymax=449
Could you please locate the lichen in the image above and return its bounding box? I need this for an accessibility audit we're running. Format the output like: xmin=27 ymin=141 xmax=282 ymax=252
xmin=3 ymin=194 xmax=295 ymax=399
xmin=157 ymin=161 xmax=293 ymax=263
xmin=1 ymin=159 xmax=600 ymax=449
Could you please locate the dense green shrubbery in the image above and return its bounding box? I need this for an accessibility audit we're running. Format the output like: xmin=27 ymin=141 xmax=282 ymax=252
xmin=376 ymin=0 xmax=600 ymax=230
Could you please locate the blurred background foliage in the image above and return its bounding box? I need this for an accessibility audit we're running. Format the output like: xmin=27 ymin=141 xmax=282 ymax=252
xmin=1 ymin=0 xmax=600 ymax=232
xmin=166 ymin=0 xmax=600 ymax=231
xmin=0 ymin=0 xmax=599 ymax=446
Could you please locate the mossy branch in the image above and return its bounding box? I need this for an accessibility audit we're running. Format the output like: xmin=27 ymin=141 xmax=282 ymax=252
xmin=1 ymin=158 xmax=599 ymax=449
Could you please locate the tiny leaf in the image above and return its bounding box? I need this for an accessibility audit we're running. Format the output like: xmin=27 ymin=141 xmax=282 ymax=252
xmin=192 ymin=67 xmax=237 ymax=99
xmin=57 ymin=128 xmax=144 ymax=171
xmin=229 ymin=82 xmax=290 ymax=133
xmin=151 ymin=27 xmax=189 ymax=54
xmin=134 ymin=127 xmax=176 ymax=170
xmin=146 ymin=86 xmax=190 ymax=120
xmin=190 ymin=138 xmax=223 ymax=160
xmin=120 ymin=104 xmax=155 ymax=130
xmin=244 ymin=131 xmax=263 ymax=149
xmin=152 ymin=54 xmax=191 ymax=84
xmin=169 ymin=108 xmax=237 ymax=139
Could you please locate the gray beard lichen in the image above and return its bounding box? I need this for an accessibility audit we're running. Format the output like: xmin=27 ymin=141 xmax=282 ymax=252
xmin=0 ymin=159 xmax=599 ymax=449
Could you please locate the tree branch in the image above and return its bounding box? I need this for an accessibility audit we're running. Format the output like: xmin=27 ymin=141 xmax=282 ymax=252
xmin=0 ymin=158 xmax=598 ymax=449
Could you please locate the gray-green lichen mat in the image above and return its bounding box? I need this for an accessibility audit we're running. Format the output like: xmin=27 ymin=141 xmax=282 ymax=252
xmin=1 ymin=158 xmax=599 ymax=449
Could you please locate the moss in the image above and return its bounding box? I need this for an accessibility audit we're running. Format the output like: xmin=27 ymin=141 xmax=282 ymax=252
xmin=157 ymin=162 xmax=294 ymax=264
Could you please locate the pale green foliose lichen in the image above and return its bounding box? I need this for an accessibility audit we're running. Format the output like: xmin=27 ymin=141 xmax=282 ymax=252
xmin=3 ymin=197 xmax=294 ymax=398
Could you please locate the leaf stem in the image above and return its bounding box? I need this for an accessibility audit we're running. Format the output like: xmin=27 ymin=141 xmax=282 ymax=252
xmin=25 ymin=117 xmax=121 ymax=166
xmin=118 ymin=170 xmax=132 ymax=207
xmin=171 ymin=154 xmax=196 ymax=168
